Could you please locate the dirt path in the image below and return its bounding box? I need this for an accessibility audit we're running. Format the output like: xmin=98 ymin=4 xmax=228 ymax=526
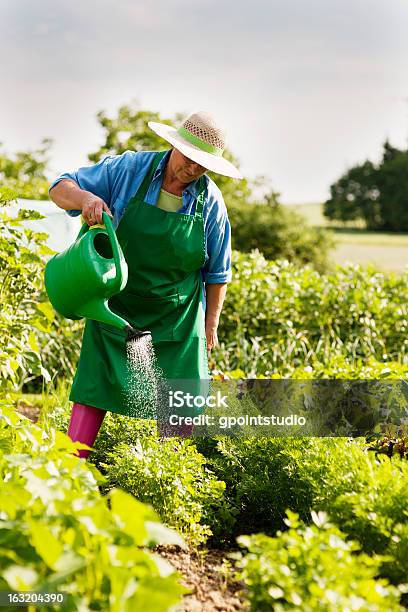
xmin=16 ymin=400 xmax=41 ymax=422
xmin=155 ymin=545 xmax=248 ymax=611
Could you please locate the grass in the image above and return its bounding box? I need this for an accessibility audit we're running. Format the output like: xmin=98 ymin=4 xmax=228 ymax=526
xmin=287 ymin=203 xmax=332 ymax=227
xmin=286 ymin=203 xmax=408 ymax=272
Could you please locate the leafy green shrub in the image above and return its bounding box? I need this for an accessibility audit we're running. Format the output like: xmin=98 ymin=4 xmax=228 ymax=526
xmin=236 ymin=511 xmax=406 ymax=611
xmin=0 ymin=402 xmax=187 ymax=610
xmin=45 ymin=393 xmax=408 ymax=577
xmin=91 ymin=413 xmax=160 ymax=471
xmin=31 ymin=316 xmax=84 ymax=391
xmin=289 ymin=356 xmax=408 ymax=379
xmin=212 ymin=252 xmax=408 ymax=376
xmin=101 ymin=433 xmax=234 ymax=547
xmin=42 ymin=405 xmax=235 ymax=546
xmin=194 ymin=436 xmax=324 ymax=540
xmin=0 ymin=190 xmax=83 ymax=394
xmin=0 ymin=195 xmax=55 ymax=392
xmin=325 ymin=456 xmax=408 ymax=584
xmin=282 ymin=436 xmax=408 ymax=584
xmin=196 ymin=436 xmax=408 ymax=584
xmin=227 ymin=200 xmax=333 ymax=271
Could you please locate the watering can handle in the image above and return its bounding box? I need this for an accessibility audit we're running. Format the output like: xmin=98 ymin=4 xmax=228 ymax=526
xmin=76 ymin=212 xmax=124 ymax=287
xmin=101 ymin=211 xmax=124 ymax=286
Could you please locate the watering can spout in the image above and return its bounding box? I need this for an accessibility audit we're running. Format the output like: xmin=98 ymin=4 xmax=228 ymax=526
xmin=78 ymin=298 xmax=130 ymax=332
xmin=125 ymin=325 xmax=152 ymax=342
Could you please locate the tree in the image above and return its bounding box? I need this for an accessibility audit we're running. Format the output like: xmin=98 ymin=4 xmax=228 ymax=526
xmin=377 ymin=149 xmax=408 ymax=231
xmin=324 ymin=141 xmax=408 ymax=231
xmin=0 ymin=139 xmax=52 ymax=200
xmin=324 ymin=161 xmax=380 ymax=229
xmin=88 ymin=107 xmax=177 ymax=163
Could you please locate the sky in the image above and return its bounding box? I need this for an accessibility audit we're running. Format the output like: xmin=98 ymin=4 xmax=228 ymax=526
xmin=1 ymin=0 xmax=407 ymax=203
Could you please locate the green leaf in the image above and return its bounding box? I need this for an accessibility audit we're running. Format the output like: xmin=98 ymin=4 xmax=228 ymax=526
xmin=0 ymin=485 xmax=31 ymax=519
xmin=28 ymin=331 xmax=40 ymax=354
xmin=40 ymin=366 xmax=52 ymax=383
xmin=109 ymin=488 xmax=151 ymax=545
xmin=36 ymin=301 xmax=55 ymax=322
xmin=39 ymin=244 xmax=56 ymax=256
xmin=27 ymin=521 xmax=63 ymax=569
xmin=129 ymin=575 xmax=188 ymax=611
xmin=145 ymin=521 xmax=188 ymax=550
xmin=3 ymin=565 xmax=38 ymax=590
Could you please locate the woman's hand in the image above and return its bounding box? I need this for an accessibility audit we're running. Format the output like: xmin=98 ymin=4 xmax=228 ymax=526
xmin=82 ymin=193 xmax=113 ymax=226
xmin=205 ymin=321 xmax=218 ymax=351
xmin=205 ymin=283 xmax=227 ymax=352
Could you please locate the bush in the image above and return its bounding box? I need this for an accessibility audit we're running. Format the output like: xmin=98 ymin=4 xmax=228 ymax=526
xmin=196 ymin=436 xmax=408 ymax=584
xmin=45 ymin=394 xmax=408 ymax=577
xmin=194 ymin=436 xmax=325 ymax=540
xmin=0 ymin=141 xmax=51 ymax=200
xmin=0 ymin=194 xmax=55 ymax=393
xmin=211 ymin=252 xmax=408 ymax=376
xmin=0 ymin=190 xmax=85 ymax=394
xmin=236 ymin=511 xmax=406 ymax=611
xmin=326 ymin=456 xmax=408 ymax=584
xmin=42 ymin=406 xmax=235 ymax=547
xmin=91 ymin=413 xmax=160 ymax=471
xmin=227 ymin=200 xmax=333 ymax=272
xmin=99 ymin=432 xmax=234 ymax=547
xmin=31 ymin=316 xmax=84 ymax=392
xmin=0 ymin=402 xmax=187 ymax=610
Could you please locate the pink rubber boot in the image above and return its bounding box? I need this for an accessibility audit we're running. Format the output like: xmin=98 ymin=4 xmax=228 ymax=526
xmin=67 ymin=402 xmax=106 ymax=458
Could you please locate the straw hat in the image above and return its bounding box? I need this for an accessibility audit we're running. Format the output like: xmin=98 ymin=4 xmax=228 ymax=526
xmin=148 ymin=111 xmax=243 ymax=179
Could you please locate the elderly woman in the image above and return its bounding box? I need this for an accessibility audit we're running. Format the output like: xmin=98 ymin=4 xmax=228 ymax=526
xmin=49 ymin=111 xmax=242 ymax=455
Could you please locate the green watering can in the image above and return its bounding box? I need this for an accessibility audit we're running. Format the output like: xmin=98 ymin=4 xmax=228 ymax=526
xmin=45 ymin=211 xmax=149 ymax=341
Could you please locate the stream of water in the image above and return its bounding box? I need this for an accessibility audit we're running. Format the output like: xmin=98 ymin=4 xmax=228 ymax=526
xmin=124 ymin=334 xmax=164 ymax=419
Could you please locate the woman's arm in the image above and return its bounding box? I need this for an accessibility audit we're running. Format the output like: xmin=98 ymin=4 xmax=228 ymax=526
xmin=205 ymin=282 xmax=227 ymax=350
xmin=50 ymin=179 xmax=112 ymax=225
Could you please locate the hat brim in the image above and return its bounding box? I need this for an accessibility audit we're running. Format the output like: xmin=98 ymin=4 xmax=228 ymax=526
xmin=148 ymin=121 xmax=243 ymax=179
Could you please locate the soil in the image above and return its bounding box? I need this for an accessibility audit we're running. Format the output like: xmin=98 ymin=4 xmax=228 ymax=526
xmin=16 ymin=400 xmax=41 ymax=423
xmin=154 ymin=545 xmax=248 ymax=612
xmin=15 ymin=402 xmax=249 ymax=611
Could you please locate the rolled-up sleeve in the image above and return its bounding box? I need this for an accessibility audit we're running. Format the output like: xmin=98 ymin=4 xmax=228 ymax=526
xmin=49 ymin=157 xmax=112 ymax=217
xmin=202 ymin=212 xmax=232 ymax=284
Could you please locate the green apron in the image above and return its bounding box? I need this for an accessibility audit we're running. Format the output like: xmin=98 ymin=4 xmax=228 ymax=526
xmin=69 ymin=151 xmax=210 ymax=417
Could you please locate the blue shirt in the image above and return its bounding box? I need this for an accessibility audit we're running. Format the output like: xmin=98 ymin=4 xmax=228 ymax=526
xmin=49 ymin=149 xmax=232 ymax=284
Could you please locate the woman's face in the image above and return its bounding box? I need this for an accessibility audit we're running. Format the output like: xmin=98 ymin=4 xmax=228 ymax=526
xmin=168 ymin=148 xmax=207 ymax=184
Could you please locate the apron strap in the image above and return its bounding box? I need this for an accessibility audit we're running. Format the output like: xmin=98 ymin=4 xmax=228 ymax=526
xmin=133 ymin=150 xmax=168 ymax=201
xmin=194 ymin=176 xmax=206 ymax=218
